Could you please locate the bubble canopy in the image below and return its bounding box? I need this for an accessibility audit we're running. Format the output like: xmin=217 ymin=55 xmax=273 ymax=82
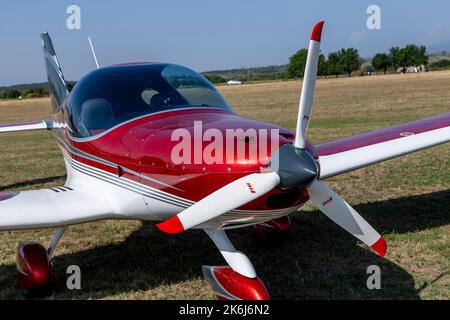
xmin=66 ymin=63 xmax=232 ymax=138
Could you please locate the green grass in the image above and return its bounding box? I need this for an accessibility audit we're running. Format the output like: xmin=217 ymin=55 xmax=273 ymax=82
xmin=0 ymin=71 xmax=448 ymax=299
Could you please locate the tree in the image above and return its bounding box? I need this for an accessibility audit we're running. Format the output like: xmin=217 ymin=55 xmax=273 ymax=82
xmin=7 ymin=90 xmax=21 ymax=99
xmin=67 ymin=81 xmax=77 ymax=92
xmin=339 ymin=48 xmax=361 ymax=76
xmin=317 ymin=54 xmax=328 ymax=76
xmin=371 ymin=53 xmax=390 ymax=74
xmin=327 ymin=51 xmax=343 ymax=77
xmin=418 ymin=45 xmax=428 ymax=66
xmin=288 ymin=49 xmax=327 ymax=78
xmin=287 ymin=48 xmax=309 ymax=78
xmin=395 ymin=45 xmax=429 ymax=72
xmin=429 ymin=59 xmax=450 ymax=70
xmin=389 ymin=47 xmax=401 ymax=71
xmin=203 ymin=75 xmax=226 ymax=84
xmin=404 ymin=44 xmax=428 ymax=66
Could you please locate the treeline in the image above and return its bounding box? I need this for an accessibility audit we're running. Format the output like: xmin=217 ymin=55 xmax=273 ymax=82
xmin=287 ymin=44 xmax=433 ymax=78
xmin=287 ymin=48 xmax=362 ymax=78
xmin=0 ymin=87 xmax=48 ymax=99
xmin=202 ymin=65 xmax=287 ymax=84
xmin=371 ymin=45 xmax=428 ymax=74
xmin=0 ymin=81 xmax=76 ymax=100
xmin=3 ymin=47 xmax=450 ymax=93
xmin=429 ymin=59 xmax=450 ymax=70
xmin=0 ymin=81 xmax=49 ymax=100
xmin=204 ymin=45 xmax=450 ymax=84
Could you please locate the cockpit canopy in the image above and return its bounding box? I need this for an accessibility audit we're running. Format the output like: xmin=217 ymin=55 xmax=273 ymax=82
xmin=66 ymin=63 xmax=232 ymax=138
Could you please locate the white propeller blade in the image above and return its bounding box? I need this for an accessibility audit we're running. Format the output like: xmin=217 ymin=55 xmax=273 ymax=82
xmin=307 ymin=180 xmax=387 ymax=256
xmin=294 ymin=21 xmax=324 ymax=149
xmin=157 ymin=172 xmax=280 ymax=234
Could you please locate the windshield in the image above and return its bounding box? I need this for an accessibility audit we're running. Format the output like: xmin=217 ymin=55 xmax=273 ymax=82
xmin=67 ymin=63 xmax=231 ymax=138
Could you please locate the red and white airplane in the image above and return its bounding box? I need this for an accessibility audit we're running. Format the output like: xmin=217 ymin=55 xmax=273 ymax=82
xmin=0 ymin=21 xmax=449 ymax=300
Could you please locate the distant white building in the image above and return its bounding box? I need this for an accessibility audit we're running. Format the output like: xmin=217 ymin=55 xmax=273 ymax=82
xmin=396 ymin=65 xmax=426 ymax=73
xmin=227 ymin=80 xmax=243 ymax=86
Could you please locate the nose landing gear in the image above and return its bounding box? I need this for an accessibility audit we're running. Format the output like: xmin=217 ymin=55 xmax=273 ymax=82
xmin=203 ymin=229 xmax=270 ymax=300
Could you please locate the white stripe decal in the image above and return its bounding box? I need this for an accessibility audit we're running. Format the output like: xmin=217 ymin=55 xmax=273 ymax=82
xmin=61 ymin=148 xmax=295 ymax=216
xmin=61 ymin=150 xmax=190 ymax=208
xmin=55 ymin=134 xmax=182 ymax=192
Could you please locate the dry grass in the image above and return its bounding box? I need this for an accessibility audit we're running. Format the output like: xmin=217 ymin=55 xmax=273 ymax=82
xmin=0 ymin=71 xmax=449 ymax=300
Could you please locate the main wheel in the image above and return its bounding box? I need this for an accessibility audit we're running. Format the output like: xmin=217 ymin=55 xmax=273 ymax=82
xmin=16 ymin=241 xmax=54 ymax=296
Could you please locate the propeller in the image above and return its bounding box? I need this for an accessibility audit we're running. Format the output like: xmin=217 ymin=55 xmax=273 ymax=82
xmin=157 ymin=172 xmax=281 ymax=234
xmin=294 ymin=21 xmax=323 ymax=149
xmin=308 ymin=180 xmax=386 ymax=256
xmin=157 ymin=21 xmax=387 ymax=257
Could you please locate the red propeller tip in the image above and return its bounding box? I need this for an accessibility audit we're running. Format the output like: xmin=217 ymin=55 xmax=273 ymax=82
xmin=371 ymin=237 xmax=387 ymax=257
xmin=156 ymin=216 xmax=184 ymax=234
xmin=311 ymin=21 xmax=325 ymax=42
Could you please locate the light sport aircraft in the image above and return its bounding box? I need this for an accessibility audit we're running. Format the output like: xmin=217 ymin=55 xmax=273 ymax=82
xmin=0 ymin=21 xmax=449 ymax=300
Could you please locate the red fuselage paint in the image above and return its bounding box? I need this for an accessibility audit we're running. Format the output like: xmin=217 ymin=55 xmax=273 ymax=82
xmin=52 ymin=103 xmax=318 ymax=211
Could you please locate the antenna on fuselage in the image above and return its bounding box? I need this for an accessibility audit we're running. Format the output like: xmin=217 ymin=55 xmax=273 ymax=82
xmin=88 ymin=36 xmax=100 ymax=69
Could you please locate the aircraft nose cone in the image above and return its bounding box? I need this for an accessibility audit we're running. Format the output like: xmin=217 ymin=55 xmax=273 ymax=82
xmin=268 ymin=144 xmax=318 ymax=189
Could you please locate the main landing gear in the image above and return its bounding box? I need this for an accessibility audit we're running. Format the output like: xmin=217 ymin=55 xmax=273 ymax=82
xmin=15 ymin=222 xmax=287 ymax=299
xmin=203 ymin=230 xmax=270 ymax=300
xmin=16 ymin=226 xmax=66 ymax=296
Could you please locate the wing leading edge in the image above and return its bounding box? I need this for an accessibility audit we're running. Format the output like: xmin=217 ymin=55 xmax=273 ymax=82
xmin=317 ymin=113 xmax=450 ymax=179
xmin=0 ymin=120 xmax=51 ymax=133
xmin=0 ymin=188 xmax=113 ymax=231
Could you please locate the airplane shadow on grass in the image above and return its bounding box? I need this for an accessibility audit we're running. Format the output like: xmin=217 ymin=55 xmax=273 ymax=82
xmin=0 ymin=190 xmax=448 ymax=299
xmin=0 ymin=175 xmax=66 ymax=192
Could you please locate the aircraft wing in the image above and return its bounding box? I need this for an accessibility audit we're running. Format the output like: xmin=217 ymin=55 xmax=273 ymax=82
xmin=0 ymin=120 xmax=51 ymax=133
xmin=0 ymin=188 xmax=113 ymax=231
xmin=317 ymin=112 xmax=450 ymax=179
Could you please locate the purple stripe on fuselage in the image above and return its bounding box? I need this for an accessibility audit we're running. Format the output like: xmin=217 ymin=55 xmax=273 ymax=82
xmin=0 ymin=192 xmax=19 ymax=201
xmin=0 ymin=121 xmax=42 ymax=128
xmin=316 ymin=113 xmax=450 ymax=156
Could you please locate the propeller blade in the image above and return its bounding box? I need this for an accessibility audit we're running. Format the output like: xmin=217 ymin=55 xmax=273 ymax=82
xmin=157 ymin=172 xmax=280 ymax=234
xmin=293 ymin=21 xmax=324 ymax=149
xmin=307 ymin=180 xmax=387 ymax=257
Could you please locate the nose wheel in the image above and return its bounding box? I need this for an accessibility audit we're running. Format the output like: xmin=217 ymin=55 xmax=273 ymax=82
xmin=203 ymin=266 xmax=270 ymax=300
xmin=204 ymin=229 xmax=271 ymax=300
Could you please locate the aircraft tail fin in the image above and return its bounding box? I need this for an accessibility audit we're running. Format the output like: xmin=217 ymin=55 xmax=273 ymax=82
xmin=41 ymin=32 xmax=69 ymax=113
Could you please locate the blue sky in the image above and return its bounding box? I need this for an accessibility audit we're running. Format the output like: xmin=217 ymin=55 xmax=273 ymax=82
xmin=1 ymin=0 xmax=450 ymax=86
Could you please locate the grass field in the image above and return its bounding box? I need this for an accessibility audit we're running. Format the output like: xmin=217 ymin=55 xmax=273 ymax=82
xmin=0 ymin=71 xmax=448 ymax=300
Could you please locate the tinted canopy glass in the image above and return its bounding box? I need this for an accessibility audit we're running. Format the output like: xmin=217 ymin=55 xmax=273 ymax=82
xmin=67 ymin=63 xmax=231 ymax=138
